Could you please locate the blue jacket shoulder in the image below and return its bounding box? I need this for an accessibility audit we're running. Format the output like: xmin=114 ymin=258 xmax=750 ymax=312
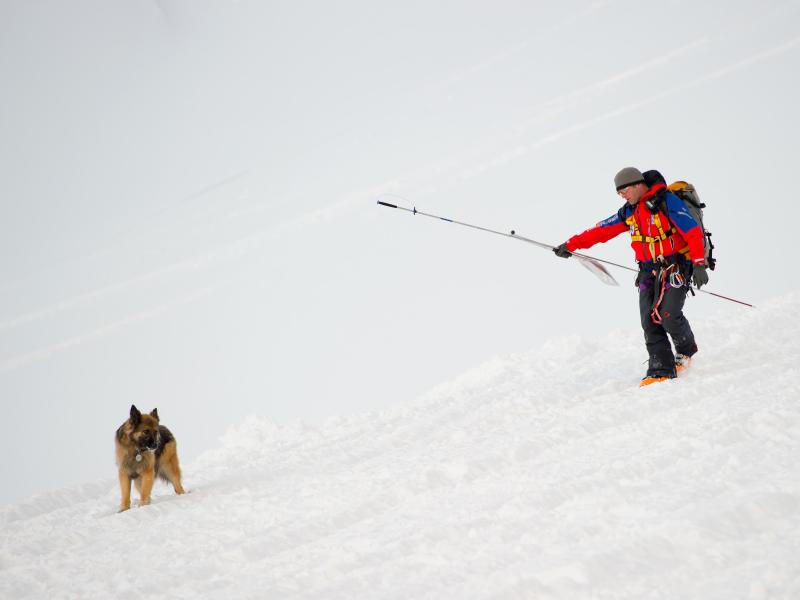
xmin=611 ymin=203 xmax=633 ymax=224
xmin=663 ymin=192 xmax=700 ymax=232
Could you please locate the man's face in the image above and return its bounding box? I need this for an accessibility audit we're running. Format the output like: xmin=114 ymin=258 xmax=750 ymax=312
xmin=617 ymin=182 xmax=647 ymax=205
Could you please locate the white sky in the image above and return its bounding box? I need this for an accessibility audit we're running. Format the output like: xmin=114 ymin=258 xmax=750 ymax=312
xmin=2 ymin=0 xmax=799 ymax=505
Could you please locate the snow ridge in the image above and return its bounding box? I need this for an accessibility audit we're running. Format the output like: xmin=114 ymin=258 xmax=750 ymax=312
xmin=1 ymin=294 xmax=799 ymax=599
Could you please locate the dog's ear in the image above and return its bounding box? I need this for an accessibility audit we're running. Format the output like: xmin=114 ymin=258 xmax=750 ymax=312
xmin=130 ymin=405 xmax=142 ymax=427
xmin=150 ymin=408 xmax=159 ymax=421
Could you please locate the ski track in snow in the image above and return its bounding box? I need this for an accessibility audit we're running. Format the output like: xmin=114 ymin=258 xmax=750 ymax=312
xmin=2 ymin=294 xmax=799 ymax=599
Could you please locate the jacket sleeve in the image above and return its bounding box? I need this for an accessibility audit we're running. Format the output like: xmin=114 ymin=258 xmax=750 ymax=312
xmin=664 ymin=193 xmax=706 ymax=265
xmin=565 ymin=212 xmax=628 ymax=252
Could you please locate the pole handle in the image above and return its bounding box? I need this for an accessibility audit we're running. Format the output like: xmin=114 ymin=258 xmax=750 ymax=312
xmin=377 ymin=200 xmax=398 ymax=209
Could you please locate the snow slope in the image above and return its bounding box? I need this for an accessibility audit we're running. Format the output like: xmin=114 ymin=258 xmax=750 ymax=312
xmin=2 ymin=293 xmax=799 ymax=599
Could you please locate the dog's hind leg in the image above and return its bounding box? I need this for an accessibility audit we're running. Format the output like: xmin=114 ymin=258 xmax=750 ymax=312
xmin=118 ymin=472 xmax=132 ymax=512
xmin=159 ymin=444 xmax=185 ymax=495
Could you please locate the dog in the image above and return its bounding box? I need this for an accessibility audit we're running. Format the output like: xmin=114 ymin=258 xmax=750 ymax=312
xmin=115 ymin=404 xmax=185 ymax=512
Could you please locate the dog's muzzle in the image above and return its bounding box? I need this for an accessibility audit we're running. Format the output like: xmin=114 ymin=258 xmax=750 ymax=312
xmin=139 ymin=434 xmax=159 ymax=452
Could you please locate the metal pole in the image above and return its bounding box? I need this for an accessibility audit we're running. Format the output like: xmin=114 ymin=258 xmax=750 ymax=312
xmin=377 ymin=200 xmax=754 ymax=308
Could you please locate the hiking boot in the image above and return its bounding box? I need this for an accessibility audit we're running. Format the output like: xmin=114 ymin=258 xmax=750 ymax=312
xmin=675 ymin=353 xmax=692 ymax=375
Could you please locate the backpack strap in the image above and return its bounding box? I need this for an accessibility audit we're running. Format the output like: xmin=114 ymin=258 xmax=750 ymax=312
xmin=644 ymin=186 xmax=666 ymax=213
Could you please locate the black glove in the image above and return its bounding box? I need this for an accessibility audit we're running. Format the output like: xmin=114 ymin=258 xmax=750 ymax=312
xmin=635 ymin=270 xmax=643 ymax=288
xmin=692 ymin=264 xmax=709 ymax=289
xmin=553 ymin=243 xmax=572 ymax=259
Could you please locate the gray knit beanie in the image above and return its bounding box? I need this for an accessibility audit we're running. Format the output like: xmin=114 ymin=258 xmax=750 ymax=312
xmin=614 ymin=167 xmax=645 ymax=191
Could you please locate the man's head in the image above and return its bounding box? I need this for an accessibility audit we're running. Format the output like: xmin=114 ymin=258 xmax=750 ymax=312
xmin=614 ymin=167 xmax=648 ymax=205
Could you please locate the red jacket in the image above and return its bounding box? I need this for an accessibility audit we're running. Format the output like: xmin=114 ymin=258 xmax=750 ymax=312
xmin=565 ymin=184 xmax=706 ymax=265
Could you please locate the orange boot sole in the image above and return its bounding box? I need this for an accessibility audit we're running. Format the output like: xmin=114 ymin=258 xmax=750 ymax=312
xmin=675 ymin=356 xmax=692 ymax=376
xmin=639 ymin=376 xmax=672 ymax=387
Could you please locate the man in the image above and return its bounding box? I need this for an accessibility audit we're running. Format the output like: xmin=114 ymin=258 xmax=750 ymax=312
xmin=553 ymin=167 xmax=710 ymax=386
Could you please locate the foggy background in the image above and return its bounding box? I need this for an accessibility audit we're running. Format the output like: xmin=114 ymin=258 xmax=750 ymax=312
xmin=2 ymin=0 xmax=799 ymax=505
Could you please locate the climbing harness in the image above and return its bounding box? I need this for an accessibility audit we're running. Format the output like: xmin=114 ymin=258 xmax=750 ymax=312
xmin=649 ymin=258 xmax=689 ymax=325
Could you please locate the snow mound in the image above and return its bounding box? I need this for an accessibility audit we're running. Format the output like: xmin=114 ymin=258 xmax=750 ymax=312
xmin=2 ymin=293 xmax=799 ymax=599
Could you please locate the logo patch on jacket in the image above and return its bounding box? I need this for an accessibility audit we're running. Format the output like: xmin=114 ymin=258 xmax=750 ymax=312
xmin=598 ymin=215 xmax=618 ymax=228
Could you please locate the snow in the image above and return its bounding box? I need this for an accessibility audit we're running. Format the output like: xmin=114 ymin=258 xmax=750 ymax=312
xmin=2 ymin=293 xmax=799 ymax=599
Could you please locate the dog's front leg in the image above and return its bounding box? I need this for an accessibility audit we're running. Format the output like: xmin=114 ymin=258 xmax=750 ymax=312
xmin=139 ymin=468 xmax=155 ymax=506
xmin=118 ymin=472 xmax=132 ymax=512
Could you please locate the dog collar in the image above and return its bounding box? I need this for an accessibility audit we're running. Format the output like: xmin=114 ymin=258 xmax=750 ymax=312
xmin=135 ymin=448 xmax=155 ymax=462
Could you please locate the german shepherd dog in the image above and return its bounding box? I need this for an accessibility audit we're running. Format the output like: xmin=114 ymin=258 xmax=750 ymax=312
xmin=115 ymin=405 xmax=185 ymax=512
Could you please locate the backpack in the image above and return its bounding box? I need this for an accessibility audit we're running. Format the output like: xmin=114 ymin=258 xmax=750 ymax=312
xmin=640 ymin=170 xmax=716 ymax=271
xmin=665 ymin=181 xmax=716 ymax=271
